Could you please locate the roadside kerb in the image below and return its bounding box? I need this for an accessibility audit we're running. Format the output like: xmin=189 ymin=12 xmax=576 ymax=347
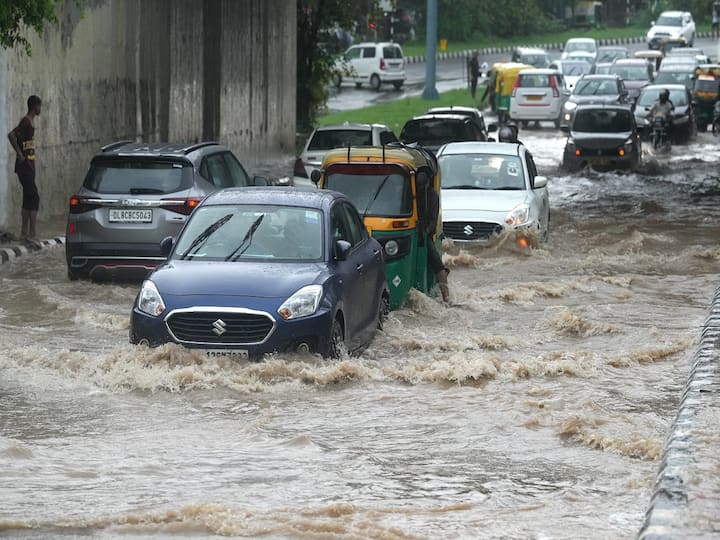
xmin=404 ymin=31 xmax=715 ymax=64
xmin=0 ymin=236 xmax=65 ymax=265
xmin=638 ymin=286 xmax=720 ymax=539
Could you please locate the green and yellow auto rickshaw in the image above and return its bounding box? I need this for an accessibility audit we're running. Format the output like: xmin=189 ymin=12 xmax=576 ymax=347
xmin=313 ymin=145 xmax=442 ymax=310
xmin=486 ymin=62 xmax=533 ymax=123
xmin=693 ymin=64 xmax=720 ymax=131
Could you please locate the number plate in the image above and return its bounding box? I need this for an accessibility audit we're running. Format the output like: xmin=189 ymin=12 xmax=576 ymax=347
xmin=205 ymin=349 xmax=249 ymax=360
xmin=526 ymin=95 xmax=543 ymax=101
xmin=109 ymin=209 xmax=153 ymax=223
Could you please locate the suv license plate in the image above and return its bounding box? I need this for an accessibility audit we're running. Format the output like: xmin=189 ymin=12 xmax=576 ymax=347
xmin=109 ymin=209 xmax=153 ymax=223
xmin=205 ymin=349 xmax=249 ymax=360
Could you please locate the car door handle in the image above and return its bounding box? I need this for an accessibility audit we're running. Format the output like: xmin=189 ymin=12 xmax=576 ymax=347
xmin=356 ymin=263 xmax=364 ymax=272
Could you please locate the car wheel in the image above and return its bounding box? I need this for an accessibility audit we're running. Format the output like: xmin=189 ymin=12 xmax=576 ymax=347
xmin=713 ymin=119 xmax=720 ymax=136
xmin=355 ymin=82 xmax=362 ymax=89
xmin=67 ymin=268 xmax=79 ymax=281
xmin=377 ymin=294 xmax=389 ymax=330
xmin=521 ymin=120 xmax=529 ymax=128
xmin=332 ymin=73 xmax=342 ymax=88
xmin=327 ymin=317 xmax=347 ymax=359
xmin=370 ymin=74 xmax=381 ymax=91
xmin=542 ymin=211 xmax=550 ymax=243
xmin=392 ymin=81 xmax=403 ymax=90
xmin=554 ymin=115 xmax=562 ymax=129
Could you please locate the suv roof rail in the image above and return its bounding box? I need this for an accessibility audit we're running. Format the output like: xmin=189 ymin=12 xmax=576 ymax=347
xmin=101 ymin=140 xmax=134 ymax=152
xmin=181 ymin=141 xmax=220 ymax=154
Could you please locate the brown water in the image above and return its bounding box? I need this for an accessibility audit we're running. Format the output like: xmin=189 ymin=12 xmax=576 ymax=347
xmin=1 ymin=131 xmax=719 ymax=539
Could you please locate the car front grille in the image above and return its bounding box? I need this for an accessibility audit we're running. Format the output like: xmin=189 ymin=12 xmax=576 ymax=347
xmin=443 ymin=221 xmax=503 ymax=241
xmin=166 ymin=310 xmax=275 ymax=345
xmin=578 ymin=146 xmax=623 ymax=157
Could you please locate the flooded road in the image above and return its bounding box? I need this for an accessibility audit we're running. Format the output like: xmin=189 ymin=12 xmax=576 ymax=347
xmin=2 ymin=130 xmax=719 ymax=539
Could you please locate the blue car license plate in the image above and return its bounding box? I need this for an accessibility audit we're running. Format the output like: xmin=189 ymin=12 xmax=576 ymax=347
xmin=205 ymin=349 xmax=249 ymax=360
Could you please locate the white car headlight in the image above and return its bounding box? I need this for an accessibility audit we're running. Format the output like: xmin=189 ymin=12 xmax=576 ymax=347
xmin=137 ymin=280 xmax=166 ymax=317
xmin=278 ymin=285 xmax=323 ymax=320
xmin=564 ymin=101 xmax=578 ymax=111
xmin=505 ymin=204 xmax=530 ymax=227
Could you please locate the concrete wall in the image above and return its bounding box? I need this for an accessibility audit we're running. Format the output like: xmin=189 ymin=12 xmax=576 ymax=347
xmin=0 ymin=0 xmax=296 ymax=231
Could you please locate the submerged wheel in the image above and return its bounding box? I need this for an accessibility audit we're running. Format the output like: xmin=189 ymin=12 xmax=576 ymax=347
xmin=327 ymin=317 xmax=347 ymax=359
xmin=377 ymin=294 xmax=390 ymax=330
xmin=355 ymin=82 xmax=362 ymax=89
xmin=541 ymin=211 xmax=550 ymax=243
xmin=393 ymin=81 xmax=404 ymax=90
xmin=67 ymin=268 xmax=79 ymax=281
xmin=370 ymin=74 xmax=381 ymax=91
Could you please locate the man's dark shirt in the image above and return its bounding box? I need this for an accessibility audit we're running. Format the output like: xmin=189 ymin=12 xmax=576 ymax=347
xmin=470 ymin=56 xmax=480 ymax=79
xmin=13 ymin=116 xmax=35 ymax=175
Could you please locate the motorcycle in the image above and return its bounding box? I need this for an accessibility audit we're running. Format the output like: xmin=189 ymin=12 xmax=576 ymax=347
xmin=712 ymin=101 xmax=720 ymax=137
xmin=650 ymin=116 xmax=670 ymax=151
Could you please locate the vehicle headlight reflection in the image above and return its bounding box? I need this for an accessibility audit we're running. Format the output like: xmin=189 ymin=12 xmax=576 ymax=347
xmin=505 ymin=204 xmax=530 ymax=227
xmin=137 ymin=280 xmax=166 ymax=317
xmin=278 ymin=285 xmax=323 ymax=320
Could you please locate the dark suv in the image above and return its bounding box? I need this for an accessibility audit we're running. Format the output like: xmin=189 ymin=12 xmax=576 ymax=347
xmin=65 ymin=141 xmax=266 ymax=280
xmin=399 ymin=114 xmax=486 ymax=154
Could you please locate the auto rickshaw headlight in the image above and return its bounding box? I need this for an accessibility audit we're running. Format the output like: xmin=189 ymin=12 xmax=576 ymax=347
xmin=385 ymin=240 xmax=399 ymax=257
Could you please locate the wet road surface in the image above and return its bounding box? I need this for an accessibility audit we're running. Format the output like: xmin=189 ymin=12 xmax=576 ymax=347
xmin=1 ymin=130 xmax=719 ymax=539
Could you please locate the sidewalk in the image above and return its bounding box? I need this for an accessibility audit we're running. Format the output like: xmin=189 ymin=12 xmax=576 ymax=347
xmin=403 ymin=31 xmax=716 ymax=65
xmin=0 ymin=234 xmax=65 ymax=265
xmin=639 ymin=287 xmax=720 ymax=539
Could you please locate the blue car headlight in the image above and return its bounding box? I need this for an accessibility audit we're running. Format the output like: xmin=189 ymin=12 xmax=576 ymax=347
xmin=137 ymin=280 xmax=166 ymax=317
xmin=278 ymin=285 xmax=323 ymax=320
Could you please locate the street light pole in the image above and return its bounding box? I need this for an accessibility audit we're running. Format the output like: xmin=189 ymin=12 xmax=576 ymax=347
xmin=422 ymin=0 xmax=439 ymax=100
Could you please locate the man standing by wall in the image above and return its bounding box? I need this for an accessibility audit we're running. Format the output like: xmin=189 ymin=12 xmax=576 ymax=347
xmin=7 ymin=95 xmax=42 ymax=248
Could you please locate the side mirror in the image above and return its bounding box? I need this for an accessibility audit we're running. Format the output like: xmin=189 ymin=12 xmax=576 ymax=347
xmin=334 ymin=239 xmax=352 ymax=261
xmin=310 ymin=169 xmax=322 ymax=185
xmin=160 ymin=236 xmax=174 ymax=258
xmin=533 ymin=176 xmax=548 ymax=189
xmin=252 ymin=176 xmax=268 ymax=186
xmin=560 ymin=125 xmax=569 ymax=133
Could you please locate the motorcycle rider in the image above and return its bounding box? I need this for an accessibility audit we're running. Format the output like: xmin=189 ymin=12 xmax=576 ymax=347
xmin=498 ymin=121 xmax=523 ymax=145
xmin=649 ymin=89 xmax=674 ymax=139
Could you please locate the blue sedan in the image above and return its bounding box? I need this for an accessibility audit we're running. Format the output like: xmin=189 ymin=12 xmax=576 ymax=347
xmin=130 ymin=188 xmax=389 ymax=358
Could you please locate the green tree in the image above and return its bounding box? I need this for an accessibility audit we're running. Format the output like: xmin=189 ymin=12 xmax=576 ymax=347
xmin=0 ymin=0 xmax=63 ymax=54
xmin=296 ymin=0 xmax=379 ymax=130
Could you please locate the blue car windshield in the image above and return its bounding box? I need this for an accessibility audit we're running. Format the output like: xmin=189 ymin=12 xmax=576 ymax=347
xmin=173 ymin=204 xmax=324 ymax=262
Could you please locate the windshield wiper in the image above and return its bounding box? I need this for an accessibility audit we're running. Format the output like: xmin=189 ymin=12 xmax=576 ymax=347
xmin=494 ymin=186 xmax=523 ymax=190
xmin=445 ymin=184 xmax=486 ymax=190
xmin=180 ymin=213 xmax=234 ymax=260
xmin=226 ymin=214 xmax=265 ymax=261
xmin=362 ymin=175 xmax=391 ymax=219
xmin=129 ymin=187 xmax=164 ymax=195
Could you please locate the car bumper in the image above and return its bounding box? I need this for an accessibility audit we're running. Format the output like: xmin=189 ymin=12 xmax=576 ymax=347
xmin=130 ymin=305 xmax=335 ymax=358
xmin=510 ymin=104 xmax=562 ymax=121
xmin=379 ymin=71 xmax=405 ymax=83
xmin=443 ymin=220 xmax=540 ymax=247
xmin=66 ymin=241 xmax=165 ymax=279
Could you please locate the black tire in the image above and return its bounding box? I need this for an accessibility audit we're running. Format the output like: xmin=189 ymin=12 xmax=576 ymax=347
xmin=370 ymin=74 xmax=381 ymax=91
xmin=326 ymin=317 xmax=346 ymax=359
xmin=554 ymin=116 xmax=562 ymax=129
xmin=377 ymin=294 xmax=389 ymax=330
xmin=392 ymin=81 xmax=404 ymax=90
xmin=332 ymin=73 xmax=342 ymax=88
xmin=521 ymin=120 xmax=529 ymax=128
xmin=355 ymin=82 xmax=362 ymax=89
xmin=67 ymin=268 xmax=79 ymax=281
xmin=541 ymin=211 xmax=550 ymax=243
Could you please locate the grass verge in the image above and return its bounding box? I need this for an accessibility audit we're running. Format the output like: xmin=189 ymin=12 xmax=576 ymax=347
xmin=400 ymin=23 xmax=712 ymax=57
xmin=317 ymin=87 xmax=488 ymax=133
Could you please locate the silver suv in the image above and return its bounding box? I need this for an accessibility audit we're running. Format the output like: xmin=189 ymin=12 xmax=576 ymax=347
xmin=65 ymin=141 xmax=266 ymax=280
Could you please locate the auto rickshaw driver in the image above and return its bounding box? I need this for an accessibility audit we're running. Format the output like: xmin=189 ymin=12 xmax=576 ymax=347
xmin=416 ymin=171 xmax=450 ymax=303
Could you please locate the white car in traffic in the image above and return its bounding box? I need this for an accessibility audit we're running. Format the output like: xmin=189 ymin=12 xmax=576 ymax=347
xmin=509 ymin=68 xmax=569 ymax=127
xmin=438 ymin=142 xmax=550 ymax=248
xmin=333 ymin=42 xmax=406 ymax=91
xmin=561 ymin=38 xmax=597 ymax=60
xmin=647 ymin=11 xmax=695 ymax=49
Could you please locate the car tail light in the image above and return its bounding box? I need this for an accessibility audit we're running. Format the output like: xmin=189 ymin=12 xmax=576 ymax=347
xmin=293 ymin=158 xmax=308 ymax=178
xmin=160 ymin=197 xmax=202 ymax=215
xmin=380 ymin=58 xmax=386 ymax=70
xmin=512 ymin=76 xmax=521 ymax=97
xmin=68 ymin=196 xmax=101 ymax=214
xmin=550 ymin=75 xmax=560 ymax=98
xmin=67 ymin=223 xmax=76 ymax=236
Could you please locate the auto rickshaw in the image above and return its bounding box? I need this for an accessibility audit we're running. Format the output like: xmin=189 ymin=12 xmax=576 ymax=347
xmin=693 ymin=64 xmax=720 ymax=131
xmin=312 ymin=144 xmax=442 ymax=309
xmin=659 ymin=37 xmax=687 ymax=55
xmin=634 ymin=50 xmax=663 ymax=74
xmin=486 ymin=62 xmax=533 ymax=123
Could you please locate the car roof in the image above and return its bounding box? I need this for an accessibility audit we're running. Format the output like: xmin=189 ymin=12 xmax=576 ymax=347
xmin=574 ymin=103 xmax=632 ymax=112
xmin=659 ymin=10 xmax=688 ymax=16
xmin=612 ymin=58 xmax=648 ymax=65
xmin=566 ymin=37 xmax=596 ymax=43
xmin=516 ymin=47 xmax=547 ymax=54
xmin=408 ymin=114 xmax=469 ymax=122
xmin=97 ymin=141 xmax=223 ymax=158
xmin=203 ymin=187 xmax=344 ymax=209
xmin=314 ymin=122 xmax=390 ymax=132
xmin=598 ymin=45 xmax=627 ymax=50
xmin=354 ymin=42 xmax=401 ymax=47
xmin=580 ymin=74 xmax=621 ymax=80
xmin=641 ymin=84 xmax=687 ymax=92
xmin=438 ymin=142 xmax=522 ymax=156
xmin=519 ymin=68 xmax=560 ymax=75
xmin=427 ymin=106 xmax=481 ymax=115
xmin=657 ymin=65 xmax=695 ymax=72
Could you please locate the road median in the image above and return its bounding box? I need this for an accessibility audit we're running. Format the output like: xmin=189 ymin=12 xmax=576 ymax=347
xmin=0 ymin=236 xmax=65 ymax=265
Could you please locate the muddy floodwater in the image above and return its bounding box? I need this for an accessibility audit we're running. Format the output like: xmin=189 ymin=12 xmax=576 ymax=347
xmin=1 ymin=131 xmax=719 ymax=539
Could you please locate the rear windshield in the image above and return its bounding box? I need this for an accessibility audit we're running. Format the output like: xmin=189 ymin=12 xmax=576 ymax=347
xmin=560 ymin=62 xmax=592 ymax=76
xmin=401 ymin=119 xmax=471 ymax=146
xmin=573 ymin=109 xmax=632 ymax=133
xmin=84 ymin=160 xmax=191 ymax=194
xmin=638 ymin=88 xmax=688 ymax=107
xmin=608 ymin=65 xmax=648 ymax=81
xmin=574 ymin=78 xmax=618 ymax=95
xmin=593 ymin=64 xmax=612 ymax=75
xmin=325 ymin=165 xmax=412 ymax=217
xmin=596 ymin=49 xmax=627 ymax=63
xmin=522 ymin=54 xmax=550 ymax=68
xmin=383 ymin=46 xmax=403 ymax=59
xmin=566 ymin=41 xmax=596 ymax=53
xmin=654 ymin=71 xmax=693 ymax=87
xmin=308 ymin=129 xmax=372 ymax=151
xmin=518 ymin=74 xmax=552 ymax=87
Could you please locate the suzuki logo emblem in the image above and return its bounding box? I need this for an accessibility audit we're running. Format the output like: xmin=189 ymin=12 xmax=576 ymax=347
xmin=212 ymin=319 xmax=227 ymax=336
xmin=463 ymin=225 xmax=474 ymax=236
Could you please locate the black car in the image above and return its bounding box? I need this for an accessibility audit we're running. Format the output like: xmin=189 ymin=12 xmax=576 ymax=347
xmin=633 ymin=84 xmax=695 ymax=143
xmin=399 ymin=114 xmax=485 ymax=154
xmin=562 ymin=105 xmax=641 ymax=171
xmin=425 ymin=106 xmax=491 ymax=141
xmin=561 ymin=74 xmax=629 ymax=126
xmin=595 ymin=46 xmax=629 ymax=64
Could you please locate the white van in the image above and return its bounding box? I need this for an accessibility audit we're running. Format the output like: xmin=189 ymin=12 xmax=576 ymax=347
xmin=333 ymin=42 xmax=406 ymax=91
xmin=509 ymin=69 xmax=569 ymax=127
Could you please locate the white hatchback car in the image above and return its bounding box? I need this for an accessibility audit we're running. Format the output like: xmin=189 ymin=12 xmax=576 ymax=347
xmin=509 ymin=69 xmax=569 ymax=127
xmin=647 ymin=11 xmax=695 ymax=49
xmin=561 ymin=38 xmax=598 ymax=60
xmin=438 ymin=142 xmax=550 ymax=248
xmin=293 ymin=123 xmax=397 ymax=187
xmin=333 ymin=42 xmax=406 ymax=91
